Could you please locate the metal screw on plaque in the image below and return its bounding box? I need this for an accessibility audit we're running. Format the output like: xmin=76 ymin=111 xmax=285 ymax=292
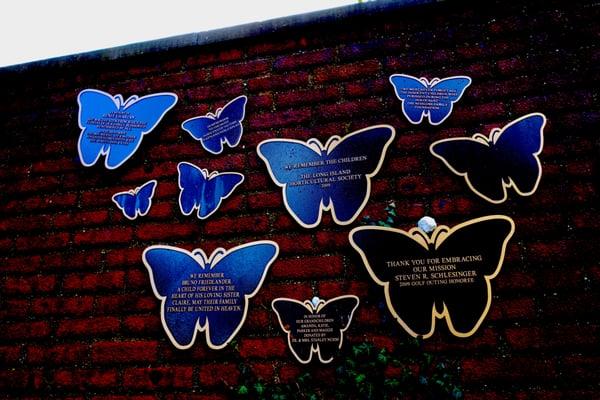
xmin=417 ymin=216 xmax=437 ymax=233
xmin=311 ymin=296 xmax=321 ymax=308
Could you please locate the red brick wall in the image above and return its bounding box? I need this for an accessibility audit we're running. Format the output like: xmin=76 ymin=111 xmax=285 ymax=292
xmin=1 ymin=0 xmax=598 ymax=398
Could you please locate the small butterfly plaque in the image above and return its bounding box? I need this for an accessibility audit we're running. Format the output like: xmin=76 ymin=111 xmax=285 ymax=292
xmin=112 ymin=179 xmax=157 ymax=220
xmin=389 ymin=74 xmax=471 ymax=125
xmin=177 ymin=162 xmax=244 ymax=220
xmin=272 ymin=295 xmax=359 ymax=364
xmin=182 ymin=95 xmax=248 ymax=154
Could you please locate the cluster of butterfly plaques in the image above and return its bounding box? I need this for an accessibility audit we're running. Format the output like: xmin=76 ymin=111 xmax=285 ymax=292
xmin=76 ymin=70 xmax=546 ymax=363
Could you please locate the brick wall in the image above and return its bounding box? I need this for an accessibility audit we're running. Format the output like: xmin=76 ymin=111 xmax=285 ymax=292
xmin=1 ymin=0 xmax=598 ymax=398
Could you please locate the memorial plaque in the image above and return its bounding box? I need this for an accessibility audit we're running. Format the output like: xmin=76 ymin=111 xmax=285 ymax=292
xmin=181 ymin=95 xmax=247 ymax=155
xmin=177 ymin=162 xmax=244 ymax=220
xmin=111 ymin=179 xmax=157 ymax=220
xmin=389 ymin=74 xmax=471 ymax=125
xmin=272 ymin=295 xmax=359 ymax=364
xmin=349 ymin=216 xmax=514 ymax=338
xmin=257 ymin=125 xmax=395 ymax=228
xmin=430 ymin=113 xmax=546 ymax=204
xmin=77 ymin=89 xmax=177 ymax=169
xmin=143 ymin=241 xmax=279 ymax=349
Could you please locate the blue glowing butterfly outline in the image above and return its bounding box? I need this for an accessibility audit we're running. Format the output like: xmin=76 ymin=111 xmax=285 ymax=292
xmin=271 ymin=295 xmax=360 ymax=364
xmin=181 ymin=95 xmax=248 ymax=155
xmin=77 ymin=89 xmax=178 ymax=170
xmin=176 ymin=161 xmax=245 ymax=220
xmin=349 ymin=215 xmax=515 ymax=339
xmin=256 ymin=124 xmax=396 ymax=229
xmin=142 ymin=241 xmax=279 ymax=350
xmin=429 ymin=112 xmax=546 ymax=204
xmin=389 ymin=74 xmax=472 ymax=126
xmin=111 ymin=179 xmax=158 ymax=220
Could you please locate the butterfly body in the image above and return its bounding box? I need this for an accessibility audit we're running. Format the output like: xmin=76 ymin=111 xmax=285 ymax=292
xmin=177 ymin=162 xmax=244 ymax=219
xmin=272 ymin=295 xmax=359 ymax=363
xmin=111 ymin=180 xmax=157 ymax=220
xmin=350 ymin=216 xmax=514 ymax=338
xmin=430 ymin=113 xmax=546 ymax=203
xmin=182 ymin=95 xmax=247 ymax=154
xmin=389 ymin=74 xmax=471 ymax=125
xmin=143 ymin=241 xmax=279 ymax=349
xmin=77 ymin=89 xmax=177 ymax=169
xmin=257 ymin=125 xmax=395 ymax=228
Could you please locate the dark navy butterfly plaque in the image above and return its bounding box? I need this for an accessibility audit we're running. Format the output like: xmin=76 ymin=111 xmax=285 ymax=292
xmin=77 ymin=89 xmax=177 ymax=169
xmin=389 ymin=74 xmax=471 ymax=125
xmin=112 ymin=179 xmax=157 ymax=220
xmin=143 ymin=241 xmax=279 ymax=349
xmin=430 ymin=113 xmax=546 ymax=203
xmin=177 ymin=162 xmax=244 ymax=220
xmin=181 ymin=95 xmax=247 ymax=155
xmin=257 ymin=125 xmax=395 ymax=228
xmin=350 ymin=216 xmax=514 ymax=338
xmin=272 ymin=295 xmax=359 ymax=364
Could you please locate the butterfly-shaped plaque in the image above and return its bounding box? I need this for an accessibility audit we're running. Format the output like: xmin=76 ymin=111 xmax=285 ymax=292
xmin=77 ymin=89 xmax=177 ymax=169
xmin=257 ymin=125 xmax=395 ymax=228
xmin=272 ymin=295 xmax=359 ymax=364
xmin=142 ymin=241 xmax=279 ymax=349
xmin=181 ymin=95 xmax=248 ymax=154
xmin=389 ymin=74 xmax=471 ymax=125
xmin=112 ymin=179 xmax=157 ymax=220
xmin=430 ymin=113 xmax=546 ymax=203
xmin=177 ymin=162 xmax=244 ymax=220
xmin=349 ymin=216 xmax=514 ymax=338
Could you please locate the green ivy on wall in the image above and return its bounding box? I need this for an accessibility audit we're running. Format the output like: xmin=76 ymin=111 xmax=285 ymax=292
xmin=234 ymin=340 xmax=462 ymax=399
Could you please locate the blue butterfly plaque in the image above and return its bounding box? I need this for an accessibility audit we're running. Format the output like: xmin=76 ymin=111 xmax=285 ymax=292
xmin=350 ymin=215 xmax=514 ymax=338
xmin=389 ymin=74 xmax=471 ymax=125
xmin=272 ymin=295 xmax=359 ymax=364
xmin=257 ymin=125 xmax=396 ymax=228
xmin=177 ymin=162 xmax=244 ymax=220
xmin=77 ymin=89 xmax=178 ymax=169
xmin=181 ymin=95 xmax=248 ymax=154
xmin=142 ymin=241 xmax=279 ymax=350
xmin=430 ymin=113 xmax=546 ymax=203
xmin=112 ymin=179 xmax=157 ymax=220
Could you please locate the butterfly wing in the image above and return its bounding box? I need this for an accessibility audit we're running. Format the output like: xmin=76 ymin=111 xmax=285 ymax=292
xmin=204 ymin=241 xmax=279 ymax=348
xmin=181 ymin=115 xmax=222 ymax=153
xmin=494 ymin=113 xmax=546 ymax=196
xmin=257 ymin=140 xmax=326 ymax=228
xmin=77 ymin=89 xmax=119 ymax=167
xmin=272 ymin=298 xmax=315 ymax=363
xmin=349 ymin=227 xmax=436 ymax=337
xmin=430 ymin=138 xmax=507 ymax=203
xmin=199 ymin=172 xmax=244 ymax=219
xmin=112 ymin=192 xmax=138 ymax=220
xmin=142 ymin=246 xmax=205 ymax=349
xmin=177 ymin=162 xmax=207 ymax=216
xmin=427 ymin=76 xmax=471 ymax=125
xmin=326 ymin=125 xmax=395 ymax=224
xmin=434 ymin=216 xmax=514 ymax=336
xmin=102 ymin=93 xmax=177 ymax=168
xmin=389 ymin=74 xmax=429 ymax=124
xmin=134 ymin=180 xmax=157 ymax=217
xmin=314 ymin=296 xmax=359 ymax=362
xmin=216 ymin=95 xmax=247 ymax=148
